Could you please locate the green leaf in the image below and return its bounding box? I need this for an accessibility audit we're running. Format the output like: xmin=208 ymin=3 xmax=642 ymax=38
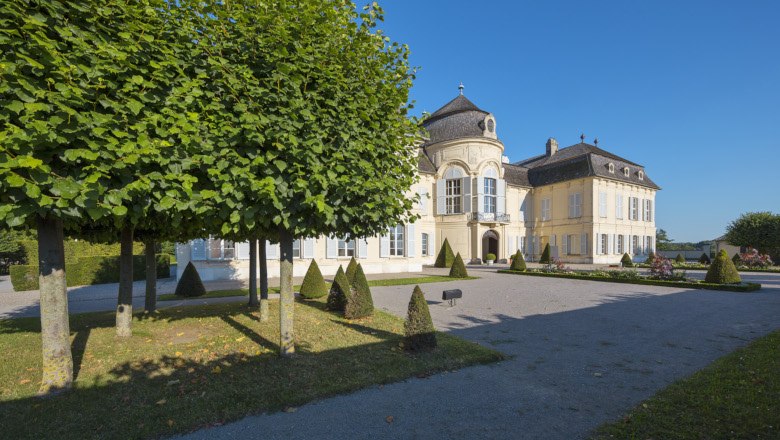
xmin=112 ymin=205 xmax=128 ymax=216
xmin=16 ymin=156 xmax=43 ymax=168
xmin=7 ymin=174 xmax=25 ymax=187
xmin=127 ymin=99 xmax=143 ymax=115
xmin=51 ymin=180 xmax=80 ymax=199
xmin=274 ymin=160 xmax=287 ymax=172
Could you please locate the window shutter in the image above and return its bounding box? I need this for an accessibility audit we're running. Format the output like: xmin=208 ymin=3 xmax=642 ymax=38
xmin=358 ymin=239 xmax=368 ymax=259
xmin=265 ymin=241 xmax=279 ymax=259
xmin=406 ymin=223 xmax=415 ymax=257
xmin=429 ymin=230 xmax=435 ymax=257
xmin=476 ymin=177 xmax=484 ymax=213
xmin=497 ymin=179 xmax=506 ymax=214
xmin=462 ymin=177 xmax=471 ymax=213
xmin=519 ymin=197 xmax=526 ymax=222
xmin=508 ymin=235 xmax=516 ymax=255
xmin=236 ymin=241 xmax=250 ymax=260
xmin=436 ymin=179 xmax=446 ymax=215
xmin=191 ymin=239 xmax=206 ymax=261
xmin=303 ymin=238 xmax=315 ymax=258
xmin=562 ymin=235 xmax=568 ymax=255
xmin=380 ymin=233 xmax=390 ymax=258
xmin=518 ymin=236 xmax=524 ymax=253
xmin=624 ymin=235 xmax=630 ymax=254
xmin=580 ymin=233 xmax=587 ymax=255
xmin=325 ymin=238 xmax=337 ymax=259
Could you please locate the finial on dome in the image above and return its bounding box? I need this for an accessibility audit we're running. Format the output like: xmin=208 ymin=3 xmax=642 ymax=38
xmin=458 ymin=82 xmax=464 ymax=95
xmin=594 ymin=137 xmax=599 ymax=146
xmin=580 ymin=133 xmax=585 ymax=143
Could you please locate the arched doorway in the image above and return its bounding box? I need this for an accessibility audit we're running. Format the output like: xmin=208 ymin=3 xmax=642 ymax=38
xmin=482 ymin=230 xmax=499 ymax=262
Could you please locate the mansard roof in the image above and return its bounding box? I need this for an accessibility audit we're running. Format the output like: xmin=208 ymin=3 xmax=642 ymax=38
xmin=421 ymin=95 xmax=492 ymax=146
xmin=502 ymin=163 xmax=531 ymax=187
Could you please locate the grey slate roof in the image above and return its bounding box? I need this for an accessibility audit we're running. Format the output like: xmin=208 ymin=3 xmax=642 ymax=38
xmin=417 ymin=150 xmax=436 ymax=174
xmin=502 ymin=163 xmax=531 ymax=187
xmin=421 ymin=95 xmax=490 ymax=146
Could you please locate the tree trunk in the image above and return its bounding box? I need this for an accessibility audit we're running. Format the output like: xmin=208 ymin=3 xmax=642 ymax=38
xmin=279 ymin=231 xmax=294 ymax=356
xmin=37 ymin=216 xmax=73 ymax=394
xmin=116 ymin=225 xmax=134 ymax=337
xmin=259 ymin=238 xmax=269 ymax=321
xmin=144 ymin=237 xmax=156 ymax=314
xmin=248 ymin=237 xmax=259 ymax=307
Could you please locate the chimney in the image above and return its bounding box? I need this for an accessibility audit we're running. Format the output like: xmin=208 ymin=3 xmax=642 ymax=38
xmin=546 ymin=138 xmax=558 ymax=156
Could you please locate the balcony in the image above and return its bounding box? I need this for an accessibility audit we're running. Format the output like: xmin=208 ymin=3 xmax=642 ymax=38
xmin=467 ymin=212 xmax=511 ymax=224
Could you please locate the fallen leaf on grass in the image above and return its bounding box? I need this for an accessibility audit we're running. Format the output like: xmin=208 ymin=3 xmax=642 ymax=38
xmin=167 ymin=419 xmax=175 ymax=427
xmin=156 ymin=399 xmax=167 ymax=405
xmin=211 ymin=366 xmax=222 ymax=374
xmin=175 ymin=351 xmax=183 ymax=357
xmin=235 ymin=337 xmax=245 ymax=342
xmin=176 ymin=332 xmax=184 ymax=337
xmin=19 ymin=379 xmax=31 ymax=385
xmin=386 ymin=416 xmax=394 ymax=424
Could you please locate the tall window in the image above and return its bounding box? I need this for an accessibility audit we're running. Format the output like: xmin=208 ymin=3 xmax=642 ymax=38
xmin=389 ymin=225 xmax=404 ymax=256
xmin=600 ymin=234 xmax=608 ymax=255
xmin=599 ymin=192 xmax=607 ymax=218
xmin=646 ymin=236 xmax=653 ymax=253
xmin=616 ymin=196 xmax=624 ymax=219
xmin=208 ymin=238 xmax=234 ymax=260
xmin=644 ymin=200 xmax=652 ymax=222
xmin=421 ymin=233 xmax=429 ymax=256
xmin=632 ymin=235 xmax=640 ymax=255
xmin=541 ymin=198 xmax=551 ymax=221
xmin=446 ymin=179 xmax=461 ymax=214
xmin=338 ymin=239 xmax=355 ymax=257
xmin=568 ymin=234 xmax=577 ymax=255
xmin=617 ymin=235 xmax=624 ymax=254
xmin=568 ymin=193 xmax=582 ymax=218
xmin=630 ymin=197 xmax=639 ymax=220
xmin=484 ymin=178 xmax=497 ymax=213
xmin=292 ymin=239 xmax=301 ymax=258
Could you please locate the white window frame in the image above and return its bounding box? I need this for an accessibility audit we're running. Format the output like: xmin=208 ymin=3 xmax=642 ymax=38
xmin=484 ymin=177 xmax=497 ymax=213
xmin=644 ymin=200 xmax=652 ymax=222
xmin=608 ymin=163 xmax=615 ymax=173
xmin=541 ymin=198 xmax=551 ymax=221
xmin=292 ymin=239 xmax=301 ymax=258
xmin=600 ymin=234 xmax=608 ymax=255
xmin=599 ymin=192 xmax=607 ymax=218
xmin=568 ymin=234 xmax=577 ymax=255
xmin=630 ymin=197 xmax=639 ymax=221
xmin=421 ymin=233 xmax=429 ymax=256
xmin=338 ymin=239 xmax=356 ymax=257
xmin=388 ymin=225 xmax=404 ymax=257
xmin=568 ymin=193 xmax=582 ymax=218
xmin=632 ymin=235 xmax=640 ymax=255
xmin=445 ymin=179 xmax=462 ymax=214
xmin=616 ymin=195 xmax=624 ymax=220
xmin=617 ymin=235 xmax=624 ymax=254
xmin=624 ymin=167 xmax=630 ymax=177
xmin=638 ymin=171 xmax=644 ymax=181
xmin=207 ymin=238 xmax=235 ymax=260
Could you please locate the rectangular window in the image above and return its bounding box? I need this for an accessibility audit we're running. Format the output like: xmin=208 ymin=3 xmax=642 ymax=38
xmin=599 ymin=192 xmax=607 ymax=218
xmin=541 ymin=198 xmax=551 ymax=221
xmin=630 ymin=197 xmax=639 ymax=220
xmin=647 ymin=236 xmax=653 ymax=253
xmin=388 ymin=225 xmax=404 ymax=256
xmin=222 ymin=241 xmax=235 ymax=260
xmin=292 ymin=239 xmax=301 ymax=258
xmin=484 ymin=178 xmax=497 ymax=213
xmin=616 ymin=196 xmax=624 ymax=219
xmin=568 ymin=193 xmax=582 ymax=218
xmin=421 ymin=233 xmax=429 ymax=256
xmin=617 ymin=235 xmax=624 ymax=254
xmin=600 ymin=234 xmax=608 ymax=255
xmin=644 ymin=200 xmax=652 ymax=222
xmin=445 ymin=179 xmax=461 ymax=214
xmin=632 ymin=235 xmax=640 ymax=255
xmin=338 ymin=239 xmax=355 ymax=257
xmin=568 ymin=234 xmax=577 ymax=255
xmin=207 ymin=238 xmax=234 ymax=260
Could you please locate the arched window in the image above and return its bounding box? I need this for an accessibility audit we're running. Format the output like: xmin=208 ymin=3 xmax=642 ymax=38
xmin=638 ymin=171 xmax=644 ymax=181
xmin=608 ymin=163 xmax=615 ymax=173
xmin=443 ymin=166 xmax=465 ymax=214
xmin=623 ymin=167 xmax=630 ymax=177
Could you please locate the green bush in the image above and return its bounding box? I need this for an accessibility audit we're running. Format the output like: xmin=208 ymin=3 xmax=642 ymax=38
xmin=175 ymin=262 xmax=207 ymax=297
xmin=539 ymin=243 xmax=551 ymax=264
xmin=345 ymin=263 xmax=373 ymax=319
xmin=509 ymin=250 xmax=526 ymax=271
xmin=326 ymin=265 xmax=349 ymax=311
xmin=699 ymin=253 xmax=711 ymax=265
xmin=404 ymin=285 xmax=437 ymax=351
xmin=705 ymin=250 xmax=742 ymax=284
xmin=485 ymin=253 xmax=496 ymax=262
xmin=434 ymin=238 xmax=455 ymax=268
xmin=675 ymin=254 xmax=686 ymax=264
xmin=9 ymin=254 xmax=171 ymax=291
xmin=299 ymin=260 xmax=328 ymax=299
xmin=621 ymin=253 xmax=634 ymax=267
xmin=449 ymin=253 xmax=469 ymax=278
xmin=645 ymin=251 xmax=656 ymax=264
xmin=18 ymin=239 xmax=146 ymax=265
xmin=732 ymin=253 xmax=742 ymax=265
xmin=345 ymin=256 xmax=358 ymax=284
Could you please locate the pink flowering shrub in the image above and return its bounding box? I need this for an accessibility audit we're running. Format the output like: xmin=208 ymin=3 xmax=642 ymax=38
xmin=649 ymin=255 xmax=675 ymax=280
xmin=738 ymin=248 xmax=774 ymax=268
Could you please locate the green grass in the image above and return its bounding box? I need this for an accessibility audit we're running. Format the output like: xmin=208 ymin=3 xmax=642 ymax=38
xmin=592 ymin=330 xmax=780 ymax=439
xmin=158 ymin=276 xmax=474 ymax=301
xmin=0 ymin=300 xmax=503 ymax=440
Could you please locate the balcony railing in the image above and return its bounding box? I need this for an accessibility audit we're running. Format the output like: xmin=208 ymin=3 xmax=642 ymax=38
xmin=467 ymin=212 xmax=511 ymax=223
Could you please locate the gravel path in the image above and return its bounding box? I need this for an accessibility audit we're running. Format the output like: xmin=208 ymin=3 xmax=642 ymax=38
xmin=177 ymin=268 xmax=780 ymax=440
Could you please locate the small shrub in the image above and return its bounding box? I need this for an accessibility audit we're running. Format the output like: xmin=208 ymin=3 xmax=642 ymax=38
xmin=738 ymin=248 xmax=774 ymax=268
xmin=539 ymin=243 xmax=551 ymax=264
xmin=621 ymin=253 xmax=634 ymax=267
xmin=609 ymin=270 xmax=641 ymax=280
xmin=404 ymin=285 xmax=437 ymax=351
xmin=645 ymin=251 xmax=656 ymax=264
xmin=434 ymin=238 xmax=455 ymax=268
xmin=449 ymin=253 xmax=468 ymax=278
xmin=175 ymin=262 xmax=206 ymax=297
xmin=485 ymin=253 xmax=496 ymax=262
xmin=732 ymin=253 xmax=742 ymax=266
xmin=345 ymin=257 xmax=358 ymax=284
xmin=675 ymin=254 xmax=686 ymax=264
xmin=299 ymin=260 xmax=328 ymax=299
xmin=705 ymin=250 xmax=742 ymax=284
xmin=699 ymin=253 xmax=711 ymax=265
xmin=509 ymin=250 xmax=526 ymax=271
xmin=649 ymin=255 xmax=675 ymax=280
xmin=326 ymin=265 xmax=349 ymax=311
xmin=345 ymin=264 xmax=373 ymax=319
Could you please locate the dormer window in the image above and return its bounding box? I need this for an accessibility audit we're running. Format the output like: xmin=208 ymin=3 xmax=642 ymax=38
xmin=623 ymin=167 xmax=630 ymax=177
xmin=487 ymin=119 xmax=495 ymax=133
xmin=608 ymin=163 xmax=615 ymax=173
xmin=638 ymin=171 xmax=644 ymax=181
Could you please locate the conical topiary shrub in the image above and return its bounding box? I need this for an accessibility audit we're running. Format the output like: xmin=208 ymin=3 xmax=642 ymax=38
xmin=645 ymin=251 xmax=656 ymax=264
xmin=705 ymin=250 xmax=741 ymax=284
xmin=404 ymin=285 xmax=437 ymax=351
xmin=434 ymin=238 xmax=455 ymax=268
xmin=732 ymin=253 xmax=742 ymax=266
xmin=539 ymin=243 xmax=551 ymax=264
xmin=299 ymin=259 xmax=328 ymax=299
xmin=326 ymin=265 xmax=350 ymax=311
xmin=175 ymin=262 xmax=207 ymax=297
xmin=675 ymin=254 xmax=686 ymax=264
xmin=345 ymin=263 xmax=373 ymax=319
xmin=345 ymin=256 xmax=358 ymax=284
xmin=621 ymin=253 xmax=634 ymax=267
xmin=449 ymin=253 xmax=469 ymax=278
xmin=510 ymin=250 xmax=526 ymax=271
xmin=699 ymin=253 xmax=711 ymax=265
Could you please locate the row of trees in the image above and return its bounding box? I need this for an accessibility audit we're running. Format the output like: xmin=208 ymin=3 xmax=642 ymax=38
xmin=1 ymin=0 xmax=420 ymax=394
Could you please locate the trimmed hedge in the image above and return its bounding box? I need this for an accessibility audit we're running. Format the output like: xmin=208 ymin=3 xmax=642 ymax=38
xmin=497 ymin=269 xmax=761 ymax=292
xmin=621 ymin=253 xmax=634 ymax=267
xmin=9 ymin=254 xmax=171 ymax=291
xmin=326 ymin=265 xmax=349 ymax=312
xmin=509 ymin=250 xmax=526 ymax=271
xmin=18 ymin=239 xmax=146 ymax=265
xmin=699 ymin=253 xmax=711 ymax=265
xmin=299 ymin=260 xmax=328 ymax=299
xmin=705 ymin=250 xmax=741 ymax=284
xmin=449 ymin=253 xmax=469 ymax=278
xmin=345 ymin=264 xmax=373 ymax=319
xmin=434 ymin=238 xmax=455 ymax=268
xmin=675 ymin=254 xmax=686 ymax=263
xmin=174 ymin=262 xmax=206 ymax=297
xmin=404 ymin=285 xmax=437 ymax=351
xmin=645 ymin=251 xmax=656 ymax=264
xmin=345 ymin=257 xmax=358 ymax=284
xmin=539 ymin=243 xmax=551 ymax=264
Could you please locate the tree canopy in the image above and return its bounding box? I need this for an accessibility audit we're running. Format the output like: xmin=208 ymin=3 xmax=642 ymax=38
xmin=725 ymin=212 xmax=780 ymax=261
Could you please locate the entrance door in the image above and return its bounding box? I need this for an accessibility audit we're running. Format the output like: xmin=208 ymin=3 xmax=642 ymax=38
xmin=482 ymin=230 xmax=499 ymax=261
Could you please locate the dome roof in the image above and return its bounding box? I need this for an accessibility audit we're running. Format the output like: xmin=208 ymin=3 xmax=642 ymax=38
xmin=421 ymin=95 xmax=494 ymax=146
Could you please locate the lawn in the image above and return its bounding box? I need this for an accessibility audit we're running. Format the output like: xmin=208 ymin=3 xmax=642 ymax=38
xmin=592 ymin=330 xmax=780 ymax=439
xmin=158 ymin=275 xmax=476 ymax=301
xmin=0 ymin=299 xmax=502 ymax=440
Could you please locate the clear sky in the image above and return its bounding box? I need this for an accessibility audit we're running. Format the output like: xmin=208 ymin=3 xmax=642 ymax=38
xmin=378 ymin=0 xmax=780 ymax=243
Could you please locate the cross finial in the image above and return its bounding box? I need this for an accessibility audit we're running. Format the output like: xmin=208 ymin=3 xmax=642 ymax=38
xmin=580 ymin=133 xmax=585 ymax=143
xmin=458 ymin=82 xmax=464 ymax=95
xmin=594 ymin=137 xmax=599 ymax=146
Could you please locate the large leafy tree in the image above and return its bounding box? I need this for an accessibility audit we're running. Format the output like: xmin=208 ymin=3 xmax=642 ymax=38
xmin=0 ymin=0 xmax=201 ymax=392
xmin=185 ymin=0 xmax=421 ymax=355
xmin=725 ymin=212 xmax=780 ymax=261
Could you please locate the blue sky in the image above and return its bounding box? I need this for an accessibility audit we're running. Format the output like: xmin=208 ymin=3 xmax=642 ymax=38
xmin=379 ymin=0 xmax=780 ymax=243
